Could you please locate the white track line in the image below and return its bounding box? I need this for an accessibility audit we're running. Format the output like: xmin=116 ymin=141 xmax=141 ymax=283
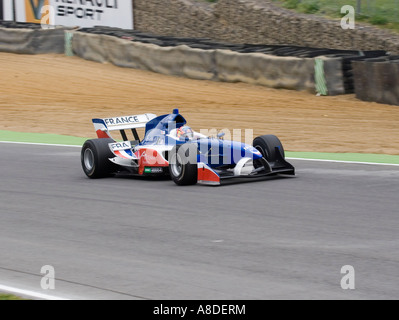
xmin=1 ymin=140 xmax=398 ymax=167
xmin=0 ymin=284 xmax=69 ymax=300
xmin=287 ymin=157 xmax=399 ymax=167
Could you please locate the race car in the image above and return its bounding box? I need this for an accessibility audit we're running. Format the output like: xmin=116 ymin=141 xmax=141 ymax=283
xmin=81 ymin=109 xmax=295 ymax=185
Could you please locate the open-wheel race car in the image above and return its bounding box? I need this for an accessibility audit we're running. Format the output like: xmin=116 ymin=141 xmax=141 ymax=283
xmin=81 ymin=109 xmax=295 ymax=185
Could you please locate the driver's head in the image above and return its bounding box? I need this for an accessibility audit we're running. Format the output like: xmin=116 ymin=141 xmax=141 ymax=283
xmin=176 ymin=126 xmax=194 ymax=140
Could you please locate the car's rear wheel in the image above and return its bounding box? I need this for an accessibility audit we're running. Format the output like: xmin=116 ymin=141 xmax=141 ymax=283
xmin=81 ymin=138 xmax=118 ymax=179
xmin=169 ymin=144 xmax=198 ymax=186
xmin=253 ymin=135 xmax=285 ymax=163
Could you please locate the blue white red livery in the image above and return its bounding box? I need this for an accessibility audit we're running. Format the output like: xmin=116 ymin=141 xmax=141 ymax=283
xmin=81 ymin=109 xmax=295 ymax=185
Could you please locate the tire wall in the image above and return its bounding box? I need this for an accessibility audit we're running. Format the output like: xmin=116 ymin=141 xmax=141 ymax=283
xmin=72 ymin=32 xmax=316 ymax=91
xmin=319 ymin=57 xmax=345 ymax=96
xmin=215 ymin=49 xmax=315 ymax=91
xmin=73 ymin=32 xmax=215 ymax=81
xmin=2 ymin=25 xmax=395 ymax=102
xmin=353 ymin=60 xmax=399 ymax=106
xmin=0 ymin=27 xmax=69 ymax=54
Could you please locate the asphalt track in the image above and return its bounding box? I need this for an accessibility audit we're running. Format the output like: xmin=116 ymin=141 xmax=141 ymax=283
xmin=0 ymin=142 xmax=399 ymax=300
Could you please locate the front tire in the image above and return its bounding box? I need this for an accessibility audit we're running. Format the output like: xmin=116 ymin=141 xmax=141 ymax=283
xmin=169 ymin=144 xmax=198 ymax=186
xmin=81 ymin=138 xmax=118 ymax=179
xmin=253 ymin=135 xmax=285 ymax=163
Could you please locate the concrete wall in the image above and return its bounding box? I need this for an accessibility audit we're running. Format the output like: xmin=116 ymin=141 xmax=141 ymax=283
xmin=134 ymin=0 xmax=399 ymax=54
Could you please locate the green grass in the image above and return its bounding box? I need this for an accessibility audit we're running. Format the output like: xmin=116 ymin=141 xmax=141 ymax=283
xmin=0 ymin=294 xmax=27 ymax=300
xmin=0 ymin=130 xmax=90 ymax=146
xmin=2 ymin=130 xmax=399 ymax=164
xmin=273 ymin=0 xmax=399 ymax=32
xmin=286 ymin=152 xmax=399 ymax=165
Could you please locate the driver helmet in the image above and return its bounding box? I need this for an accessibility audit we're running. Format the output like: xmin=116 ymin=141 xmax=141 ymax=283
xmin=176 ymin=126 xmax=194 ymax=140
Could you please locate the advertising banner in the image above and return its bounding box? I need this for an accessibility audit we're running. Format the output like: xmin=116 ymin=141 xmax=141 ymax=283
xmin=14 ymin=0 xmax=133 ymax=29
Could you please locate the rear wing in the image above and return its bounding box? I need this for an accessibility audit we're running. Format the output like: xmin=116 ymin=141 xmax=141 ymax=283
xmin=92 ymin=113 xmax=157 ymax=141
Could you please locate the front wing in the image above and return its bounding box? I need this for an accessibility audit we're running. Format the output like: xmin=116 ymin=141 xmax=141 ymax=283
xmin=197 ymin=147 xmax=295 ymax=186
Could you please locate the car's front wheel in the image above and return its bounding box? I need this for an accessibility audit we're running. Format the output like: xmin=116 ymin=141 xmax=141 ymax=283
xmin=169 ymin=144 xmax=198 ymax=186
xmin=253 ymin=135 xmax=286 ymax=163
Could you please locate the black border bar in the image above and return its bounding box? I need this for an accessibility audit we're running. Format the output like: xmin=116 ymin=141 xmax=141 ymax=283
xmin=0 ymin=0 xmax=4 ymax=21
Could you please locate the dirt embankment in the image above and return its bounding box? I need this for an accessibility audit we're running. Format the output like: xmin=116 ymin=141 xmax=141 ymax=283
xmin=1 ymin=53 xmax=398 ymax=154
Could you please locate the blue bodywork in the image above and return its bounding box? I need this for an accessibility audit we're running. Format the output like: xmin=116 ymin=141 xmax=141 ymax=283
xmin=196 ymin=139 xmax=262 ymax=168
xmin=140 ymin=109 xmax=262 ymax=168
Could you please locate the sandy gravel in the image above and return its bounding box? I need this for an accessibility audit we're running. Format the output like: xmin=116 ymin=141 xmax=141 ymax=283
xmin=1 ymin=52 xmax=398 ymax=154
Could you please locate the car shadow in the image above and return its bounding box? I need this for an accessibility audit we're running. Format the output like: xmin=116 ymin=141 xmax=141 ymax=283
xmin=111 ymin=172 xmax=296 ymax=186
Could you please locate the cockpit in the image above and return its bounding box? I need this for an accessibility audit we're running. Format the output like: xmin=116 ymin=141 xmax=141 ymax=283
xmin=140 ymin=109 xmax=206 ymax=145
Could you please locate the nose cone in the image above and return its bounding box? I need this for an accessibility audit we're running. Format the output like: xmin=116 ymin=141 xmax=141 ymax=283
xmin=219 ymin=140 xmax=264 ymax=161
xmin=251 ymin=148 xmax=263 ymax=160
xmin=240 ymin=143 xmax=263 ymax=160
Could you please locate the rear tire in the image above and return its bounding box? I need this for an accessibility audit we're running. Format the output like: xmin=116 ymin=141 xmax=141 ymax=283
xmin=169 ymin=144 xmax=198 ymax=186
xmin=81 ymin=139 xmax=118 ymax=179
xmin=253 ymin=135 xmax=285 ymax=163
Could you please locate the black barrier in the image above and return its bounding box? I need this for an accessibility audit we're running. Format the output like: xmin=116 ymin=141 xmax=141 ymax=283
xmin=0 ymin=21 xmax=74 ymax=54
xmin=77 ymin=26 xmax=388 ymax=60
xmin=0 ymin=21 xmax=44 ymax=29
xmin=0 ymin=1 xmax=3 ymax=21
xmin=1 ymin=21 xmax=390 ymax=98
xmin=73 ymin=27 xmax=390 ymax=95
xmin=353 ymin=57 xmax=399 ymax=106
xmin=319 ymin=51 xmax=388 ymax=95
